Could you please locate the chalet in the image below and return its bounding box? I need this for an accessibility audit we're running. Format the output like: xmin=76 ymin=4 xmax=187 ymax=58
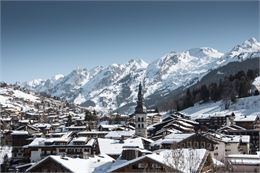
xmin=108 ymin=149 xmax=214 ymax=173
xmin=11 ymin=130 xmax=32 ymax=162
xmin=25 ymin=154 xmax=114 ymax=173
xmin=234 ymin=115 xmax=260 ymax=129
xmin=150 ymin=128 xmax=181 ymax=141
xmin=96 ymin=137 xmax=144 ymax=159
xmin=196 ymin=113 xmax=235 ymax=131
xmin=225 ymin=129 xmax=260 ymax=154
xmin=15 ymin=124 xmax=41 ymax=134
xmin=23 ymin=132 xmax=97 ymax=162
xmin=148 ymin=113 xmax=197 ymax=138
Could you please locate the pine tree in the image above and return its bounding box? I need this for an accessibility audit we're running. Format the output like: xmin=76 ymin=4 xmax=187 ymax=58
xmin=183 ymin=89 xmax=194 ymax=108
xmin=200 ymin=85 xmax=210 ymax=102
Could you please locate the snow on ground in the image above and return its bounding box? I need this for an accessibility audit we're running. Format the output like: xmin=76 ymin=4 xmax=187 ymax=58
xmin=74 ymin=93 xmax=86 ymax=105
xmin=0 ymin=95 xmax=9 ymax=104
xmin=0 ymin=87 xmax=40 ymax=111
xmin=253 ymin=76 xmax=260 ymax=91
xmin=13 ymin=90 xmax=39 ymax=102
xmin=181 ymin=95 xmax=260 ymax=120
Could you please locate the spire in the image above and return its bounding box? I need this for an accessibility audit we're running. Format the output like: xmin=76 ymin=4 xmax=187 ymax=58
xmin=135 ymin=82 xmax=146 ymax=114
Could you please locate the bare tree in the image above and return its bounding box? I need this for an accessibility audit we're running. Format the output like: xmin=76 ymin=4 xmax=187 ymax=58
xmin=163 ymin=144 xmax=185 ymax=172
xmin=163 ymin=145 xmax=203 ymax=173
xmin=186 ymin=148 xmax=201 ymax=173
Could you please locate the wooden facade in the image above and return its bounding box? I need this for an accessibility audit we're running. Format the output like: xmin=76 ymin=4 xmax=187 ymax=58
xmin=25 ymin=157 xmax=71 ymax=172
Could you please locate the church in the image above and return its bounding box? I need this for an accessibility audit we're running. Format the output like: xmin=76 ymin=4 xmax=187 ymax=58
xmin=134 ymin=83 xmax=147 ymax=138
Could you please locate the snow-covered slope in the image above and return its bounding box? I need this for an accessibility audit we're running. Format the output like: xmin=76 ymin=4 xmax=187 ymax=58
xmin=0 ymin=86 xmax=41 ymax=111
xmin=181 ymin=95 xmax=260 ymax=120
xmin=22 ymin=38 xmax=260 ymax=113
xmin=253 ymin=76 xmax=260 ymax=91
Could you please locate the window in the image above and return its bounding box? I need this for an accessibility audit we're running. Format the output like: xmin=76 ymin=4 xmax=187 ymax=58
xmin=59 ymin=149 xmax=65 ymax=152
xmin=142 ymin=124 xmax=144 ymax=128
xmin=201 ymin=142 xmax=205 ymax=148
xmin=138 ymin=117 xmax=140 ymax=122
xmin=138 ymin=124 xmax=140 ymax=128
xmin=138 ymin=163 xmax=146 ymax=168
xmin=152 ymin=163 xmax=161 ymax=168
xmin=141 ymin=117 xmax=144 ymax=122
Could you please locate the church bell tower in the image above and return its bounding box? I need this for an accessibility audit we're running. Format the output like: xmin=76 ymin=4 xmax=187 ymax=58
xmin=135 ymin=82 xmax=147 ymax=138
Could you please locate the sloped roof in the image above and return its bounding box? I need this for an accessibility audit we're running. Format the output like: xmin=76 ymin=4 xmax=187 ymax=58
xmin=26 ymin=154 xmax=114 ymax=173
xmin=107 ymin=149 xmax=208 ymax=173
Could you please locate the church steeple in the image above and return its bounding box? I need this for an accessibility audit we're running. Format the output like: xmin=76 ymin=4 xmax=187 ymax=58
xmin=134 ymin=82 xmax=147 ymax=138
xmin=135 ymin=83 xmax=146 ymax=114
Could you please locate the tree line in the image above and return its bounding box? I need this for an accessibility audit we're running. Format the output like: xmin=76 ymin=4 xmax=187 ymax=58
xmin=161 ymin=69 xmax=259 ymax=111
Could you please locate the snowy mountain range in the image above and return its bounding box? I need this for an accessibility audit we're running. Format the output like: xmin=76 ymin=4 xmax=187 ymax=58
xmin=22 ymin=38 xmax=260 ymax=113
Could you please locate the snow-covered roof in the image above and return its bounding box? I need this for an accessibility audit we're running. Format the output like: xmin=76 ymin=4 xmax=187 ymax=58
xmin=0 ymin=117 xmax=12 ymax=121
xmin=26 ymin=137 xmax=46 ymax=147
xmin=105 ymin=130 xmax=135 ymax=139
xmin=107 ymin=149 xmax=208 ymax=173
xmin=71 ymin=137 xmax=87 ymax=143
xmin=26 ymin=154 xmax=114 ymax=173
xmin=227 ymin=152 xmax=260 ymax=165
xmin=99 ymin=124 xmax=121 ymax=130
xmin=19 ymin=119 xmax=30 ymax=123
xmin=33 ymin=123 xmax=52 ymax=129
xmin=152 ymin=133 xmax=194 ymax=146
xmin=11 ymin=130 xmax=29 ymax=135
xmin=78 ymin=130 xmax=109 ymax=135
xmin=235 ymin=115 xmax=258 ymax=122
xmin=221 ymin=135 xmax=250 ymax=143
xmin=86 ymin=138 xmax=96 ymax=146
xmin=98 ymin=137 xmax=144 ymax=155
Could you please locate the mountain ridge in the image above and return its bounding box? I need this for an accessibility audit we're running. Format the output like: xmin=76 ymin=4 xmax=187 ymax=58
xmin=21 ymin=38 xmax=260 ymax=113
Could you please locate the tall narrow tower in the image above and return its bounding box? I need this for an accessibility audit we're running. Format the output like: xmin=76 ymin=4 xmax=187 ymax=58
xmin=135 ymin=83 xmax=147 ymax=138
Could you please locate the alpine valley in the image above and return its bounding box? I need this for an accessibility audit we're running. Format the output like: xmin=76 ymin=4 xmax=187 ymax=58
xmin=22 ymin=38 xmax=260 ymax=114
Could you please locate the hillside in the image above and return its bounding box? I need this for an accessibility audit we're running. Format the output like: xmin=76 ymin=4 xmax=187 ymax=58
xmin=0 ymin=84 xmax=88 ymax=125
xmin=180 ymin=95 xmax=260 ymax=120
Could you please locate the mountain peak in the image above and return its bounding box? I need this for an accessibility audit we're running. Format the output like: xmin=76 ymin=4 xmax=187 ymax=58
xmin=231 ymin=37 xmax=260 ymax=53
xmin=242 ymin=37 xmax=260 ymax=48
xmin=187 ymin=47 xmax=223 ymax=58
xmin=52 ymin=74 xmax=64 ymax=81
xmin=127 ymin=58 xmax=148 ymax=68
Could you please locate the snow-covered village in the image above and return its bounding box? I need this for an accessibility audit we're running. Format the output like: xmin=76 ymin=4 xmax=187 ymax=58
xmin=1 ymin=1 xmax=260 ymax=173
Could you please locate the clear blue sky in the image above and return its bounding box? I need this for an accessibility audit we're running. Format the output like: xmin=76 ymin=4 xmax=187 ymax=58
xmin=1 ymin=1 xmax=259 ymax=83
